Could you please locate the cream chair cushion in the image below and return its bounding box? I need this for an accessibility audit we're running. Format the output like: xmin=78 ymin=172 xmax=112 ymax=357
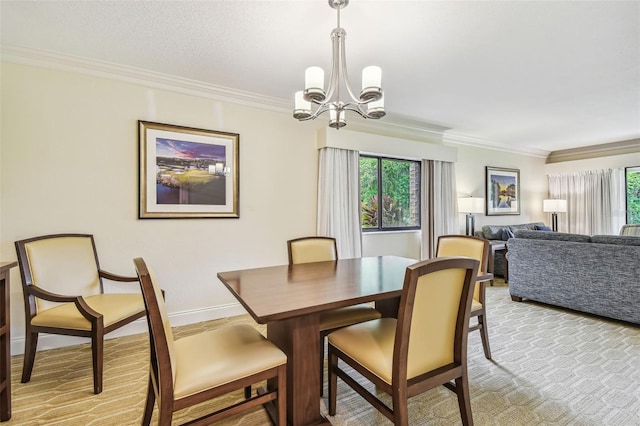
xmin=437 ymin=237 xmax=485 ymax=302
xmin=172 ymin=324 xmax=287 ymax=399
xmin=289 ymin=238 xmax=337 ymax=264
xmin=328 ymin=268 xmax=467 ymax=384
xmin=31 ymin=293 xmax=143 ymax=330
xmin=25 ymin=236 xmax=102 ymax=313
xmin=320 ymin=305 xmax=383 ymax=331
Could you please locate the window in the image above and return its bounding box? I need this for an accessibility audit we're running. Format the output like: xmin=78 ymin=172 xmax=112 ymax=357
xmin=360 ymin=155 xmax=421 ymax=231
xmin=626 ymin=166 xmax=640 ymax=224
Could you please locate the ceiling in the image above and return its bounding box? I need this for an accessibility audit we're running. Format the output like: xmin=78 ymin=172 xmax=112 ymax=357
xmin=1 ymin=0 xmax=639 ymax=155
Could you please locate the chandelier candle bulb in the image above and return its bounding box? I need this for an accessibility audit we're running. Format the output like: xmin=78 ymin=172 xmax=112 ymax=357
xmin=293 ymin=91 xmax=312 ymax=119
xmin=329 ymin=106 xmax=346 ymax=129
xmin=360 ymin=66 xmax=382 ymax=101
xmin=304 ymin=67 xmax=326 ymax=101
xmin=367 ymin=97 xmax=386 ymax=118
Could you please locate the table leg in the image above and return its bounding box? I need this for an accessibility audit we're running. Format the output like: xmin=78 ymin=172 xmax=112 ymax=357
xmin=503 ymin=248 xmax=509 ymax=283
xmin=0 ymin=267 xmax=12 ymax=422
xmin=375 ymin=296 xmax=401 ymax=318
xmin=268 ymin=315 xmax=330 ymax=426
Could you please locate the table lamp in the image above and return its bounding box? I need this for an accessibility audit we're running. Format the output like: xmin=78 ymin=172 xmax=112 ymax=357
xmin=458 ymin=197 xmax=484 ymax=236
xmin=543 ymin=199 xmax=567 ymax=232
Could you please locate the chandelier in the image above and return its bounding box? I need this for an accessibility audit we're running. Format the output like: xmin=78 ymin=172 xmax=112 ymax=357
xmin=293 ymin=0 xmax=385 ymax=129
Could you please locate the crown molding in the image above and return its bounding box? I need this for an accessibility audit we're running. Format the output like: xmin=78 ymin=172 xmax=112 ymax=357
xmin=0 ymin=45 xmax=293 ymax=112
xmin=442 ymin=130 xmax=550 ymax=158
xmin=546 ymin=138 xmax=640 ymax=163
xmin=2 ymin=45 xmax=550 ymax=158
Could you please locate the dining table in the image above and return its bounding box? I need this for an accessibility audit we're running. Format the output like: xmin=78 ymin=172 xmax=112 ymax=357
xmin=217 ymin=255 xmax=491 ymax=426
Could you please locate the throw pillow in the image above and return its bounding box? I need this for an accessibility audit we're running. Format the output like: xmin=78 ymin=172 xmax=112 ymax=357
xmin=501 ymin=229 xmax=515 ymax=240
xmin=535 ymin=225 xmax=552 ymax=232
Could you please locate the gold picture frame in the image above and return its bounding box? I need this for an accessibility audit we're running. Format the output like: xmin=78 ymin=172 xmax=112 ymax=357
xmin=138 ymin=121 xmax=239 ymax=219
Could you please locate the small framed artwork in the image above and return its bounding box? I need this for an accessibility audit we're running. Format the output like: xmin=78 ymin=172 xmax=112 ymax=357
xmin=138 ymin=121 xmax=239 ymax=219
xmin=485 ymin=166 xmax=520 ymax=216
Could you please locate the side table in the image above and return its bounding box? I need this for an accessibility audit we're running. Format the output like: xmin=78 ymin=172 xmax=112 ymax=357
xmin=0 ymin=261 xmax=17 ymax=422
xmin=488 ymin=242 xmax=508 ymax=285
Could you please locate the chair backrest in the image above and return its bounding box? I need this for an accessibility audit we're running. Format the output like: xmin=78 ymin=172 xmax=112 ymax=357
xmin=436 ymin=235 xmax=489 ymax=301
xmin=15 ymin=234 xmax=103 ymax=313
xmin=620 ymin=224 xmax=640 ymax=236
xmin=393 ymin=257 xmax=479 ymax=382
xmin=287 ymin=236 xmax=338 ymax=264
xmin=133 ymin=258 xmax=176 ymax=403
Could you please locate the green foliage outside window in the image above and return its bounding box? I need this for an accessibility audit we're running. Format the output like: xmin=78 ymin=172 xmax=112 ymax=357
xmin=360 ymin=156 xmax=420 ymax=230
xmin=626 ymin=166 xmax=640 ymax=224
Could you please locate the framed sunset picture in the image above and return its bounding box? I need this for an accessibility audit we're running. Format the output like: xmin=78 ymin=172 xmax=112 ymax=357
xmin=138 ymin=121 xmax=239 ymax=218
xmin=485 ymin=166 xmax=520 ymax=216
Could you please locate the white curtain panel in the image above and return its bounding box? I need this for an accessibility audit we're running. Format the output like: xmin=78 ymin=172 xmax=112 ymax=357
xmin=317 ymin=147 xmax=363 ymax=259
xmin=548 ymin=168 xmax=625 ymax=235
xmin=421 ymin=160 xmax=459 ymax=259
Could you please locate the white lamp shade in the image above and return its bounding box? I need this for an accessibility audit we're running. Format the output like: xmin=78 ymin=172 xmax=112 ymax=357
xmin=458 ymin=197 xmax=484 ymax=214
xmin=362 ymin=66 xmax=382 ymax=90
xmin=305 ymin=66 xmax=324 ymax=91
xmin=543 ymin=199 xmax=567 ymax=213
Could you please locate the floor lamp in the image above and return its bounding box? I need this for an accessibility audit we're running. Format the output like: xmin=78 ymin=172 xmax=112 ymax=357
xmin=458 ymin=197 xmax=485 ymax=236
xmin=543 ymin=199 xmax=567 ymax=232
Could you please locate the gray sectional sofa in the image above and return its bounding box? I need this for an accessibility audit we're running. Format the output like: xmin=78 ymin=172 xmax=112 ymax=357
xmin=507 ymin=230 xmax=640 ymax=325
xmin=474 ymin=222 xmax=546 ymax=277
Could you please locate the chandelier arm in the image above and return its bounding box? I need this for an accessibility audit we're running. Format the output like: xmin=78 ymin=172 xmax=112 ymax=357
xmin=342 ymin=104 xmax=370 ymax=118
xmin=343 ymin=103 xmax=384 ymax=120
xmin=338 ymin=30 xmax=361 ymax=103
xmin=297 ymin=104 xmax=332 ymax=121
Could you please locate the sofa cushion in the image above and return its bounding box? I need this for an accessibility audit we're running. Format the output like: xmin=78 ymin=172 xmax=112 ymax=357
xmin=513 ymin=230 xmax=592 ymax=243
xmin=535 ymin=225 xmax=553 ymax=231
xmin=508 ymin=224 xmax=530 ymax=232
xmin=591 ymin=235 xmax=640 ymax=246
xmin=501 ymin=229 xmax=515 ymax=240
xmin=483 ymin=225 xmax=509 ymax=240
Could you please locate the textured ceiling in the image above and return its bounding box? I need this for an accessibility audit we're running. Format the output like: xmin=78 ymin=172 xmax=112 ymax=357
xmin=1 ymin=0 xmax=639 ymax=154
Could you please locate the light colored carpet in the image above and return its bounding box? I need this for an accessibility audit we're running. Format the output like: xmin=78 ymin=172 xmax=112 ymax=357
xmin=5 ymin=279 xmax=640 ymax=425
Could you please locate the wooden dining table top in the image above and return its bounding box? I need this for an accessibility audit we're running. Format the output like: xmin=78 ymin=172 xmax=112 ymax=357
xmin=217 ymin=255 xmax=491 ymax=324
xmin=217 ymin=255 xmax=418 ymax=323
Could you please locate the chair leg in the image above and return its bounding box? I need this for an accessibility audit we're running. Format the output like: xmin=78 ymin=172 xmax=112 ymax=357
xmin=328 ymin=347 xmax=338 ymax=416
xmin=244 ymin=385 xmax=252 ymax=399
xmin=142 ymin=375 xmax=156 ymax=426
xmin=91 ymin=333 xmax=104 ymax=394
xmin=319 ymin=334 xmax=325 ymax=396
xmin=392 ymin=386 xmax=409 ymax=426
xmin=21 ymin=331 xmax=38 ymax=383
xmin=478 ymin=314 xmax=492 ymax=359
xmin=276 ymin=364 xmax=287 ymax=426
xmin=455 ymin=375 xmax=474 ymax=426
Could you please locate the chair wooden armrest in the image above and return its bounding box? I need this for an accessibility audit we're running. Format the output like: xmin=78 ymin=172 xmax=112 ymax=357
xmin=27 ymin=285 xmax=83 ymax=303
xmin=99 ymin=269 xmax=139 ymax=282
xmin=26 ymin=286 xmax=102 ymax=321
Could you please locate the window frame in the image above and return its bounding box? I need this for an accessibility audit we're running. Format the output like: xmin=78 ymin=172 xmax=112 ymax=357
xmin=360 ymin=154 xmax=421 ymax=232
xmin=625 ymin=166 xmax=640 ymax=224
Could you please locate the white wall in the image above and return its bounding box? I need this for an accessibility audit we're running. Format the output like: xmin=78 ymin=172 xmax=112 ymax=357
xmin=1 ymin=63 xmax=325 ymax=352
xmin=1 ymin=62 xmax=549 ymax=354
xmin=453 ymin=144 xmax=548 ymax=230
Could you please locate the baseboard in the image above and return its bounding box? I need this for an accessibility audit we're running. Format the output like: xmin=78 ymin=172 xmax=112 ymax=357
xmin=10 ymin=302 xmax=248 ymax=356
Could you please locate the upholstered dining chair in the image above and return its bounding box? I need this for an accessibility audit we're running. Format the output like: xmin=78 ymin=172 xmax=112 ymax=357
xmin=133 ymin=257 xmax=287 ymax=426
xmin=436 ymin=234 xmax=492 ymax=359
xmin=327 ymin=256 xmax=479 ymax=426
xmin=14 ymin=233 xmax=146 ymax=394
xmin=287 ymin=236 xmax=382 ymax=394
